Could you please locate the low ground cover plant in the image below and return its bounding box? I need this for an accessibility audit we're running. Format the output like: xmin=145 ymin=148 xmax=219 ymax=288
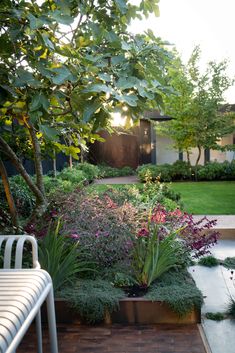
xmin=198 ymin=255 xmax=219 ymax=267
xmin=97 ymin=164 xmax=135 ymax=178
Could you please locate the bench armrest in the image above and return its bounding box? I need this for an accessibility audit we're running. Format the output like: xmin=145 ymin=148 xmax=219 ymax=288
xmin=0 ymin=235 xmax=40 ymax=269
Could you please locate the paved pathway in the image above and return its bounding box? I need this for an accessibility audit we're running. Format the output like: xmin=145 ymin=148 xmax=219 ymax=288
xmin=190 ymin=239 xmax=235 ymax=353
xmin=19 ymin=324 xmax=206 ymax=353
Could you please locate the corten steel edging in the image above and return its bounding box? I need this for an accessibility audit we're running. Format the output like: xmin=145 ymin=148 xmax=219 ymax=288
xmin=42 ymin=298 xmax=201 ymax=325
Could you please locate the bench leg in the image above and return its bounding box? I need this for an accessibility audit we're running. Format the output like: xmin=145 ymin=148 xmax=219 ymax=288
xmin=36 ymin=310 xmax=43 ymax=353
xmin=46 ymin=288 xmax=58 ymax=353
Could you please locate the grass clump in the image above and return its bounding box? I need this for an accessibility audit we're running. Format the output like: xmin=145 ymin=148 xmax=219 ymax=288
xmin=227 ymin=299 xmax=235 ymax=318
xmin=59 ymin=279 xmax=124 ymax=323
xmin=223 ymin=257 xmax=235 ymax=269
xmin=205 ymin=312 xmax=225 ymax=321
xmin=198 ymin=255 xmax=219 ymax=267
xmin=145 ymin=270 xmax=203 ymax=317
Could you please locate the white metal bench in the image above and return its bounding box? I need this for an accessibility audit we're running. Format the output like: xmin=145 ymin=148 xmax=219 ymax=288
xmin=0 ymin=235 xmax=58 ymax=353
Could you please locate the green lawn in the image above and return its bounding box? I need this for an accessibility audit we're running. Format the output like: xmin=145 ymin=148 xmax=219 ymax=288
xmin=170 ymin=181 xmax=235 ymax=215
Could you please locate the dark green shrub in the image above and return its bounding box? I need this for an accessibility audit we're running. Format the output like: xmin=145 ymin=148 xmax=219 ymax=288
xmin=198 ymin=255 xmax=219 ymax=267
xmin=0 ymin=175 xmax=35 ymax=216
xmin=223 ymin=257 xmax=235 ymax=269
xmin=171 ymin=160 xmax=192 ymax=180
xmin=227 ymin=298 xmax=235 ymax=318
xmin=205 ymin=312 xmax=225 ymax=321
xmin=197 ymin=161 xmax=225 ymax=180
xmin=59 ymin=279 xmax=124 ymax=323
xmin=43 ymin=176 xmax=75 ymax=195
xmin=58 ymin=167 xmax=86 ymax=184
xmin=97 ymin=164 xmax=135 ymax=178
xmin=75 ymin=162 xmax=100 ymax=182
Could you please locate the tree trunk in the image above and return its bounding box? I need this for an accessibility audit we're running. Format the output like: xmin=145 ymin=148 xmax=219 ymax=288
xmin=0 ymin=158 xmax=19 ymax=232
xmin=194 ymin=146 xmax=202 ymax=181
xmin=69 ymin=154 xmax=73 ymax=169
xmin=0 ymin=136 xmax=47 ymax=216
xmin=195 ymin=146 xmax=202 ymax=166
xmin=52 ymin=149 xmax=57 ymax=177
xmin=186 ymin=150 xmax=191 ymax=165
xmin=28 ymin=123 xmax=45 ymax=196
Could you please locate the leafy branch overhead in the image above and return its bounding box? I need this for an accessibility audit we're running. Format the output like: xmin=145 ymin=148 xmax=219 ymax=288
xmin=0 ymin=0 xmax=171 ymax=217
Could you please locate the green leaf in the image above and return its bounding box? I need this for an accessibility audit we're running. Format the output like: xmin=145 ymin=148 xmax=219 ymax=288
xmin=41 ymin=33 xmax=55 ymax=50
xmin=14 ymin=69 xmax=41 ymax=88
xmin=115 ymin=94 xmax=138 ymax=107
xmin=49 ymin=10 xmax=73 ymax=25
xmin=29 ymin=93 xmax=49 ymax=112
xmin=82 ymin=100 xmax=101 ymax=122
xmin=29 ymin=110 xmax=43 ymax=124
xmin=39 ymin=124 xmax=59 ymax=141
xmin=117 ymin=77 xmax=138 ymax=90
xmin=98 ymin=73 xmax=112 ymax=82
xmin=50 ymin=67 xmax=74 ymax=85
xmin=83 ymin=84 xmax=113 ymax=94
xmin=114 ymin=0 xmax=128 ymax=14
xmin=27 ymin=14 xmax=44 ymax=30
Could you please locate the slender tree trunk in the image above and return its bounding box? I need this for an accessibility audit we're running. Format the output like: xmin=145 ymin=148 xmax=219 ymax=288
xmin=69 ymin=154 xmax=73 ymax=169
xmin=195 ymin=146 xmax=202 ymax=166
xmin=186 ymin=150 xmax=191 ymax=165
xmin=0 ymin=136 xmax=47 ymax=215
xmin=52 ymin=149 xmax=57 ymax=177
xmin=28 ymin=122 xmax=45 ymax=196
xmin=194 ymin=146 xmax=202 ymax=181
xmin=0 ymin=158 xmax=19 ymax=232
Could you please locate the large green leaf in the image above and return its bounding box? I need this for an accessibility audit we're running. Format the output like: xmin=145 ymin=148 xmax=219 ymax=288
xmin=27 ymin=14 xmax=44 ymax=30
xmin=50 ymin=67 xmax=74 ymax=85
xmin=39 ymin=124 xmax=59 ymax=141
xmin=29 ymin=93 xmax=49 ymax=112
xmin=49 ymin=10 xmax=73 ymax=25
xmin=115 ymin=93 xmax=138 ymax=107
xmin=114 ymin=0 xmax=128 ymax=14
xmin=82 ymin=100 xmax=101 ymax=122
xmin=83 ymin=84 xmax=113 ymax=94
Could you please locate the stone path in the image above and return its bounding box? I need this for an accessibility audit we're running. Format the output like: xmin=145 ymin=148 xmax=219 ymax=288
xmin=18 ymin=324 xmax=206 ymax=353
xmin=190 ymin=240 xmax=235 ymax=353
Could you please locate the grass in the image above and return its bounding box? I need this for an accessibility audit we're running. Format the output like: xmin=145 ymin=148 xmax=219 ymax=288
xmin=169 ymin=181 xmax=235 ymax=215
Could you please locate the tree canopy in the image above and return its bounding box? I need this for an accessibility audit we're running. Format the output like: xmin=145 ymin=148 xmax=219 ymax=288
xmin=0 ymin=0 xmax=172 ymax=216
xmin=157 ymin=46 xmax=235 ymax=165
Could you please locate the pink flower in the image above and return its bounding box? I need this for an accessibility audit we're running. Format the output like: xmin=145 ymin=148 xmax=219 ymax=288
xmin=137 ymin=227 xmax=149 ymax=238
xmin=151 ymin=211 xmax=166 ymax=224
xmin=70 ymin=233 xmax=80 ymax=239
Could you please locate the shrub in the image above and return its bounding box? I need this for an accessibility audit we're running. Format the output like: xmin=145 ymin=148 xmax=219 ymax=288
xmin=0 ymin=175 xmax=35 ymax=216
xmin=97 ymin=164 xmax=135 ymax=178
xmin=58 ymin=167 xmax=86 ymax=184
xmin=198 ymin=255 xmax=219 ymax=267
xmin=75 ymin=162 xmax=100 ymax=182
xmin=205 ymin=312 xmax=225 ymax=321
xmin=38 ymin=221 xmax=95 ymax=292
xmin=137 ymin=164 xmax=172 ymax=182
xmin=59 ymin=279 xmax=124 ymax=323
xmin=171 ymin=160 xmax=192 ymax=180
xmin=60 ymin=190 xmax=139 ymax=270
xmin=223 ymin=257 xmax=235 ymax=269
xmin=43 ymin=176 xmax=75 ymax=195
xmin=197 ymin=161 xmax=224 ymax=180
xmin=227 ymin=298 xmax=235 ymax=318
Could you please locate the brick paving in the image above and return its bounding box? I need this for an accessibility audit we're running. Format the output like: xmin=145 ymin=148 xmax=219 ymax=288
xmin=18 ymin=324 xmax=206 ymax=353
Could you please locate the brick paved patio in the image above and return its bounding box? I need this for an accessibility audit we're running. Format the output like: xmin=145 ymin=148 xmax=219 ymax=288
xmin=18 ymin=324 xmax=206 ymax=353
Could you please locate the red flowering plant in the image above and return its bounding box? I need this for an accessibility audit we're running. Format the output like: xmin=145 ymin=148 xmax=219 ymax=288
xmin=131 ymin=207 xmax=185 ymax=288
xmin=132 ymin=204 xmax=220 ymax=288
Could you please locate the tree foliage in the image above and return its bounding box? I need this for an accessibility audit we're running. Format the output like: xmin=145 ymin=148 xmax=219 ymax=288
xmin=157 ymin=46 xmax=235 ymax=165
xmin=0 ymin=0 xmax=171 ymax=216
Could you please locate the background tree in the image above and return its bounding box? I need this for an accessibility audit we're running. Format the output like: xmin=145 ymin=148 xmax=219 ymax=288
xmin=0 ymin=0 xmax=172 ymax=216
xmin=157 ymin=46 xmax=235 ymax=166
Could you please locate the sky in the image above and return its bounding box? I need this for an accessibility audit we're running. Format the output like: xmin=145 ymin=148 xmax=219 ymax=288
xmin=130 ymin=0 xmax=235 ymax=103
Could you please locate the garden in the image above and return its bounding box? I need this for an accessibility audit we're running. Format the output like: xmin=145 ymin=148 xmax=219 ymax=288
xmin=0 ymin=162 xmax=224 ymax=324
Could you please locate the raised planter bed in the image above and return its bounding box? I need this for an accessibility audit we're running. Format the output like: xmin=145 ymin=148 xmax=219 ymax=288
xmin=43 ymin=298 xmax=201 ymax=325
